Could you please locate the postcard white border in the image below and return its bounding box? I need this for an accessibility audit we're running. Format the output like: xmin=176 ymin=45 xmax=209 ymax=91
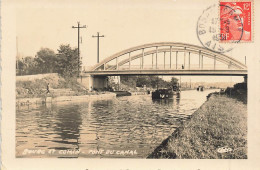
xmin=1 ymin=0 xmax=260 ymax=169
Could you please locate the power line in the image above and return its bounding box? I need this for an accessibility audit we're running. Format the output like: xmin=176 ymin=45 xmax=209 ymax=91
xmin=92 ymin=32 xmax=105 ymax=63
xmin=72 ymin=22 xmax=87 ymax=76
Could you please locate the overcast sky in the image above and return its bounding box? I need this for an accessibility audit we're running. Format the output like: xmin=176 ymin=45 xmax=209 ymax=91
xmin=15 ymin=0 xmax=254 ymax=82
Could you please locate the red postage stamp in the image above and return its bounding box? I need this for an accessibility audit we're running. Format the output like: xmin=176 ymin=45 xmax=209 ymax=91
xmin=220 ymin=1 xmax=252 ymax=42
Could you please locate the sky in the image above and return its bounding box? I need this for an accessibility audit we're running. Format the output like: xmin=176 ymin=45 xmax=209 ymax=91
xmin=15 ymin=0 xmax=254 ymax=82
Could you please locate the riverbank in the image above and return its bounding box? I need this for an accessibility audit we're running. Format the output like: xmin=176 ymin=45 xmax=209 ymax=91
xmin=16 ymin=73 xmax=118 ymax=105
xmin=16 ymin=73 xmax=91 ymax=98
xmin=148 ymin=94 xmax=247 ymax=159
xmin=16 ymin=93 xmax=116 ymax=106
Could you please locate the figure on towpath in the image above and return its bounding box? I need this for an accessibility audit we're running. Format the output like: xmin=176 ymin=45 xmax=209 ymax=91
xmin=46 ymin=83 xmax=50 ymax=94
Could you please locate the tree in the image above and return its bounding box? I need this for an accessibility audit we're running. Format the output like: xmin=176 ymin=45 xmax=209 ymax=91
xmin=23 ymin=56 xmax=37 ymax=75
xmin=56 ymin=44 xmax=79 ymax=78
xmin=16 ymin=59 xmax=25 ymax=75
xmin=121 ymin=76 xmax=137 ymax=88
xmin=35 ymin=48 xmax=57 ymax=73
xmin=136 ymin=76 xmax=152 ymax=87
xmin=16 ymin=56 xmax=37 ymax=75
xmin=169 ymin=77 xmax=179 ymax=86
xmin=120 ymin=75 xmax=172 ymax=89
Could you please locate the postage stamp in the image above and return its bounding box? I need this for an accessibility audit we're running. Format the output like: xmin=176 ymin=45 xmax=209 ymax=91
xmin=220 ymin=1 xmax=253 ymax=42
xmin=197 ymin=1 xmax=253 ymax=53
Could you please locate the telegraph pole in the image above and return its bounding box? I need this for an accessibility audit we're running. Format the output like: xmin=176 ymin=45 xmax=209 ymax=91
xmin=72 ymin=22 xmax=87 ymax=76
xmin=92 ymin=32 xmax=105 ymax=63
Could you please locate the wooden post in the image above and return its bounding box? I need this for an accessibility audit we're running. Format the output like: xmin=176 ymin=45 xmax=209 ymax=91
xmin=92 ymin=32 xmax=105 ymax=63
xmin=72 ymin=22 xmax=87 ymax=76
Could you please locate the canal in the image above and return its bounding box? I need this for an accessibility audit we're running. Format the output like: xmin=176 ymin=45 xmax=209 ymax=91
xmin=16 ymin=89 xmax=218 ymax=158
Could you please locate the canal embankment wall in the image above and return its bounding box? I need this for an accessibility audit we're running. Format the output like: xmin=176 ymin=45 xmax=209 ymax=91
xmin=148 ymin=93 xmax=247 ymax=159
xmin=16 ymin=73 xmax=117 ymax=105
xmin=16 ymin=93 xmax=116 ymax=106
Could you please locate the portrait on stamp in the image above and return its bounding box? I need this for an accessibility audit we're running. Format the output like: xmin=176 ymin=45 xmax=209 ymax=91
xmin=220 ymin=1 xmax=252 ymax=42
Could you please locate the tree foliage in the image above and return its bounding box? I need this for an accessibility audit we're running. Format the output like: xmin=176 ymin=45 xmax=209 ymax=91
xmin=169 ymin=77 xmax=179 ymax=86
xmin=16 ymin=45 xmax=80 ymax=79
xmin=35 ymin=48 xmax=57 ymax=73
xmin=16 ymin=56 xmax=37 ymax=75
xmin=120 ymin=76 xmax=179 ymax=89
xmin=56 ymin=44 xmax=79 ymax=78
xmin=120 ymin=76 xmax=138 ymax=87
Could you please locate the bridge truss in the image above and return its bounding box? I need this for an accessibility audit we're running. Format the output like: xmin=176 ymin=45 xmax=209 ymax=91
xmin=84 ymin=42 xmax=247 ymax=76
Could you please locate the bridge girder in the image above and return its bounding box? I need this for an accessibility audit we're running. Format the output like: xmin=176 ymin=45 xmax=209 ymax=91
xmin=87 ymin=42 xmax=247 ymax=73
xmin=106 ymin=48 xmax=245 ymax=70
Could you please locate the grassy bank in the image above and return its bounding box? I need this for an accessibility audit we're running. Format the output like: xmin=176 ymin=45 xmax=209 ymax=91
xmin=148 ymin=95 xmax=247 ymax=159
xmin=16 ymin=74 xmax=104 ymax=98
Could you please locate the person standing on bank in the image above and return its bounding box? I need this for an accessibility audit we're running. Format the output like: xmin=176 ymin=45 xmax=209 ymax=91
xmin=46 ymin=83 xmax=50 ymax=94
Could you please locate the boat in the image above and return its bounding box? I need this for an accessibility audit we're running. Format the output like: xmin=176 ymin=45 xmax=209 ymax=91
xmin=112 ymin=91 xmax=132 ymax=97
xmin=197 ymin=86 xmax=204 ymax=91
xmin=152 ymin=85 xmax=180 ymax=99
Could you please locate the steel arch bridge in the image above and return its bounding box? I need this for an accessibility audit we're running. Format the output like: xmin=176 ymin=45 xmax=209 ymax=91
xmin=84 ymin=42 xmax=247 ymax=76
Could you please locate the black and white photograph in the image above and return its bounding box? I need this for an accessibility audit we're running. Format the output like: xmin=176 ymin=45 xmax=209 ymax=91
xmin=1 ymin=0 xmax=260 ymax=169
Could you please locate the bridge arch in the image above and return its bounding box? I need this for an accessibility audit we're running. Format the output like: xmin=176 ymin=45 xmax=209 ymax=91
xmin=89 ymin=42 xmax=247 ymax=72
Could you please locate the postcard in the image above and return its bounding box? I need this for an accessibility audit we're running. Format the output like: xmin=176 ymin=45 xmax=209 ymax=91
xmin=1 ymin=0 xmax=260 ymax=169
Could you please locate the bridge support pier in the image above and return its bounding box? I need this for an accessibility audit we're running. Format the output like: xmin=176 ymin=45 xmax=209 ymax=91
xmin=243 ymin=75 xmax=247 ymax=83
xmin=77 ymin=74 xmax=108 ymax=91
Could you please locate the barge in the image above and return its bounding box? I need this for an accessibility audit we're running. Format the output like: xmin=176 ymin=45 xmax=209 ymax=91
xmin=152 ymin=85 xmax=180 ymax=99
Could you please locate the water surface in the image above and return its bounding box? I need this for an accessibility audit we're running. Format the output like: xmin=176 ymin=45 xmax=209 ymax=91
xmin=16 ymin=89 xmax=217 ymax=158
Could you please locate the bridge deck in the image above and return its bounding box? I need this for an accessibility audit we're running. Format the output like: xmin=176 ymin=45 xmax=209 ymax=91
xmin=83 ymin=69 xmax=247 ymax=76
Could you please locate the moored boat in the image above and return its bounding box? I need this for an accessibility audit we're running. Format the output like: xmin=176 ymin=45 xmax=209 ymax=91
xmin=152 ymin=85 xmax=180 ymax=99
xmin=197 ymin=86 xmax=204 ymax=91
xmin=152 ymin=89 xmax=173 ymax=99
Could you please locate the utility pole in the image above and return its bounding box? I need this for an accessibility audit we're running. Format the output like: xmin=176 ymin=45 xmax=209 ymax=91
xmin=72 ymin=22 xmax=87 ymax=76
xmin=92 ymin=32 xmax=105 ymax=63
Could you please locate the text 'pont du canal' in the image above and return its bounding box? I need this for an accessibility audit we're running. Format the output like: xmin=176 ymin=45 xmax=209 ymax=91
xmin=22 ymin=149 xmax=138 ymax=156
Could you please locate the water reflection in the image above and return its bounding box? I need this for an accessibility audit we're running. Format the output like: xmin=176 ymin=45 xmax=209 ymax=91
xmin=152 ymin=97 xmax=180 ymax=106
xmin=52 ymin=105 xmax=82 ymax=150
xmin=16 ymin=89 xmax=218 ymax=158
